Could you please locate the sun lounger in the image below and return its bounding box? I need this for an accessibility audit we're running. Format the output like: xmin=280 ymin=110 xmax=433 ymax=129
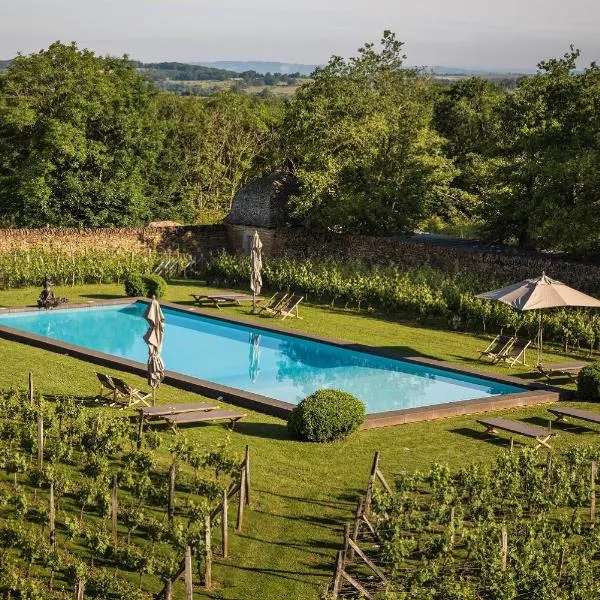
xmin=96 ymin=372 xmax=122 ymax=405
xmin=495 ymin=338 xmax=532 ymax=367
xmin=548 ymin=406 xmax=600 ymax=426
xmin=274 ymin=294 xmax=304 ymax=320
xmin=536 ymin=362 xmax=587 ymax=382
xmin=478 ymin=334 xmax=515 ymax=362
xmin=258 ymin=291 xmax=288 ymax=314
xmin=111 ymin=377 xmax=151 ymax=408
xmin=477 ymin=417 xmax=556 ymax=450
xmin=139 ymin=402 xmax=219 ymax=417
xmin=190 ymin=293 xmax=253 ymax=309
xmin=164 ymin=409 xmax=246 ymax=431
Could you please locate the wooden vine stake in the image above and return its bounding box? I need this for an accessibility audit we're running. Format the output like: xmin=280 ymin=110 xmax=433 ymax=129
xmin=49 ymin=481 xmax=56 ymax=549
xmin=244 ymin=445 xmax=251 ymax=506
xmin=501 ymin=524 xmax=508 ymax=571
xmin=136 ymin=413 xmax=144 ymax=450
xmin=349 ymin=497 xmax=365 ymax=559
xmin=164 ymin=580 xmax=172 ymax=600
xmin=75 ymin=578 xmax=85 ymax=600
xmin=591 ymin=461 xmax=597 ymax=524
xmin=37 ymin=414 xmax=44 ymax=469
xmin=449 ymin=506 xmax=456 ymax=549
xmin=365 ymin=451 xmax=380 ymax=515
xmin=28 ymin=372 xmax=34 ymax=405
xmin=204 ymin=515 xmax=212 ymax=589
xmin=184 ymin=545 xmax=193 ymax=600
xmin=236 ymin=467 xmax=246 ymax=532
xmin=111 ymin=474 xmax=118 ymax=542
xmin=168 ymin=462 xmax=176 ymax=522
xmin=221 ymin=488 xmax=228 ymax=558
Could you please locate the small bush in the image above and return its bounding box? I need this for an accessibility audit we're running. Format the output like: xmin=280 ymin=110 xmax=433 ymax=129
xmin=287 ymin=389 xmax=365 ymax=442
xmin=124 ymin=273 xmax=167 ymax=298
xmin=124 ymin=273 xmax=145 ymax=297
xmin=577 ymin=363 xmax=600 ymax=401
xmin=143 ymin=274 xmax=168 ymax=298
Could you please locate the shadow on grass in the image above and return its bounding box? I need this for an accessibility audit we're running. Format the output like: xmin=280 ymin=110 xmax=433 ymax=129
xmin=450 ymin=427 xmax=522 ymax=449
xmin=233 ymin=420 xmax=290 ymax=441
xmin=257 ymin=488 xmax=356 ymax=509
xmin=220 ymin=562 xmax=320 ymax=586
xmin=520 ymin=415 xmax=597 ymax=434
xmin=253 ymin=508 xmax=346 ymax=530
xmin=236 ymin=533 xmax=337 ymax=559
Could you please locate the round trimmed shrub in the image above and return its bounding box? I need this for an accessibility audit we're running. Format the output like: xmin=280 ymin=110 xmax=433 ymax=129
xmin=124 ymin=273 xmax=145 ymax=297
xmin=143 ymin=274 xmax=168 ymax=298
xmin=287 ymin=389 xmax=365 ymax=442
xmin=577 ymin=363 xmax=600 ymax=401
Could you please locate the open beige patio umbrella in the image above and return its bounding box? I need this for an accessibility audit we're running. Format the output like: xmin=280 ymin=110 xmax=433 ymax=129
xmin=476 ymin=272 xmax=600 ymax=364
xmin=143 ymin=296 xmax=165 ymax=406
xmin=250 ymin=231 xmax=263 ymax=313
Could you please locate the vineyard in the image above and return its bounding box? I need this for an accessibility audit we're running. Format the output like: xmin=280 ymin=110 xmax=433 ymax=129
xmin=0 ymin=247 xmax=197 ymax=289
xmin=205 ymin=252 xmax=600 ymax=355
xmin=0 ymin=387 xmax=249 ymax=599
xmin=327 ymin=448 xmax=600 ymax=599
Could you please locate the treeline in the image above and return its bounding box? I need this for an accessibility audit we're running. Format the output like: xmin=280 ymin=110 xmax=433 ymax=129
xmin=1 ymin=35 xmax=600 ymax=254
xmin=138 ymin=61 xmax=304 ymax=86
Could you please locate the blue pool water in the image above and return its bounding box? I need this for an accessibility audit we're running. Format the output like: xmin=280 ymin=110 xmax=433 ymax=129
xmin=0 ymin=302 xmax=524 ymax=413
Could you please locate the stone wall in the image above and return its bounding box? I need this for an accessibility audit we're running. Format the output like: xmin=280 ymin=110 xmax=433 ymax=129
xmin=0 ymin=225 xmax=228 ymax=256
xmin=230 ymin=227 xmax=600 ymax=295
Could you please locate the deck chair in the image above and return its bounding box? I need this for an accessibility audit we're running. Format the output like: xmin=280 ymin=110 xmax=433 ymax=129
xmin=477 ymin=417 xmax=556 ymax=450
xmin=536 ymin=362 xmax=587 ymax=382
xmin=96 ymin=372 xmax=122 ymax=405
xmin=257 ymin=291 xmax=288 ymax=314
xmin=478 ymin=334 xmax=515 ymax=362
xmin=495 ymin=338 xmax=531 ymax=367
xmin=111 ymin=377 xmax=151 ymax=408
xmin=276 ymin=294 xmax=304 ymax=320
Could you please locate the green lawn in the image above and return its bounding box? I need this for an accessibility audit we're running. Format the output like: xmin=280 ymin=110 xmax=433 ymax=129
xmin=0 ymin=281 xmax=597 ymax=599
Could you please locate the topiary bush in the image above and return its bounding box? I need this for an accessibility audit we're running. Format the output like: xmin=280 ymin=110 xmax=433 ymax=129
xmin=124 ymin=273 xmax=145 ymax=297
xmin=287 ymin=389 xmax=365 ymax=442
xmin=124 ymin=273 xmax=168 ymax=298
xmin=577 ymin=363 xmax=600 ymax=401
xmin=142 ymin=274 xmax=168 ymax=298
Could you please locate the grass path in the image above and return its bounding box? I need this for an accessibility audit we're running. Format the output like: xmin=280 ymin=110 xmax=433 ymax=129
xmin=0 ymin=282 xmax=597 ymax=599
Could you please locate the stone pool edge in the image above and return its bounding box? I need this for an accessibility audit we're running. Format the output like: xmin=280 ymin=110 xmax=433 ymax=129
xmin=0 ymin=297 xmax=564 ymax=428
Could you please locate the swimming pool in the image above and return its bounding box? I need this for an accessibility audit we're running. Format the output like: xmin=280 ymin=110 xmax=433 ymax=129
xmin=0 ymin=301 xmax=526 ymax=414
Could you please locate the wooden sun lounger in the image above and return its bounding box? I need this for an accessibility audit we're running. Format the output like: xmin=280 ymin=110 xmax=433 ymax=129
xmin=495 ymin=339 xmax=532 ymax=367
xmin=164 ymin=409 xmax=246 ymax=431
xmin=190 ymin=293 xmax=253 ymax=309
xmin=477 ymin=417 xmax=556 ymax=450
xmin=478 ymin=334 xmax=515 ymax=362
xmin=537 ymin=362 xmax=587 ymax=382
xmin=139 ymin=402 xmax=219 ymax=417
xmin=548 ymin=406 xmax=600 ymax=426
xmin=275 ymin=294 xmax=304 ymax=320
xmin=111 ymin=377 xmax=151 ymax=408
xmin=258 ymin=291 xmax=288 ymax=314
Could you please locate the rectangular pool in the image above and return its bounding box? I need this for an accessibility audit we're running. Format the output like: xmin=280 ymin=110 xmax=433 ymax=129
xmin=0 ymin=301 xmax=526 ymax=414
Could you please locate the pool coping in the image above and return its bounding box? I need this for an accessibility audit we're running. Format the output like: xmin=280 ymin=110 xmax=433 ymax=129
xmin=0 ymin=297 xmax=565 ymax=427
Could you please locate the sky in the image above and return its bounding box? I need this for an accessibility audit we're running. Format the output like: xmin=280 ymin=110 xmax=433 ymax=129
xmin=1 ymin=0 xmax=599 ymax=70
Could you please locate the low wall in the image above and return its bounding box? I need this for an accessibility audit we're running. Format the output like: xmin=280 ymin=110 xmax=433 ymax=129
xmin=0 ymin=225 xmax=228 ymax=256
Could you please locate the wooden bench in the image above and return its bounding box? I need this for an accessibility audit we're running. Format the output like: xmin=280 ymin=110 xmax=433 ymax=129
xmin=164 ymin=409 xmax=246 ymax=432
xmin=548 ymin=406 xmax=600 ymax=426
xmin=477 ymin=417 xmax=556 ymax=450
xmin=190 ymin=293 xmax=253 ymax=309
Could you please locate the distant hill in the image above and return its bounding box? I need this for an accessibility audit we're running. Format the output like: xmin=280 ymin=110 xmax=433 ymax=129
xmin=424 ymin=65 xmax=535 ymax=75
xmin=195 ymin=61 xmax=318 ymax=76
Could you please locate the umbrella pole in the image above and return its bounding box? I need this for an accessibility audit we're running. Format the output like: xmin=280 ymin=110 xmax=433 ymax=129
xmin=152 ymin=386 xmax=156 ymax=407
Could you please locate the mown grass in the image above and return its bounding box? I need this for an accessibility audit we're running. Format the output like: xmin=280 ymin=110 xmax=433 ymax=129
xmin=0 ymin=281 xmax=598 ymax=599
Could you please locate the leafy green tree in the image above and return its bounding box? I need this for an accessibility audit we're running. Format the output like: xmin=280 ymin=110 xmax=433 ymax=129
xmin=0 ymin=42 xmax=162 ymax=227
xmin=432 ymin=78 xmax=506 ymax=222
xmin=152 ymin=91 xmax=283 ymax=223
xmin=480 ymin=47 xmax=600 ymax=252
xmin=282 ymin=31 xmax=456 ymax=234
